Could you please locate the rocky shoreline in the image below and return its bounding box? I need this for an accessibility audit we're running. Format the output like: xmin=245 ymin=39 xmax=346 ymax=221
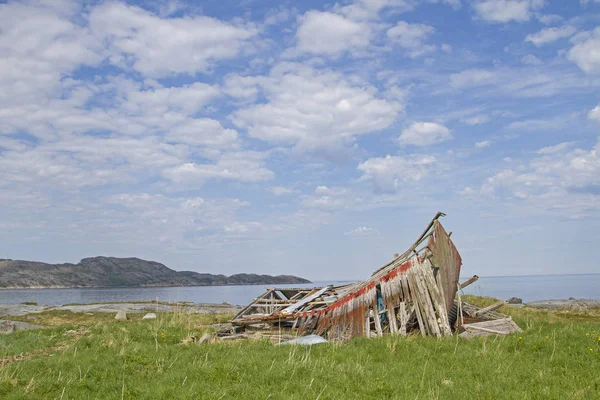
xmin=0 ymin=301 xmax=242 ymax=318
xmin=0 ymin=298 xmax=598 ymax=318
xmin=524 ymin=298 xmax=600 ymax=310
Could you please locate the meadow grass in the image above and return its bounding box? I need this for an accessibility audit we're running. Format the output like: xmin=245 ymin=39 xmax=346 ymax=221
xmin=0 ymin=299 xmax=599 ymax=399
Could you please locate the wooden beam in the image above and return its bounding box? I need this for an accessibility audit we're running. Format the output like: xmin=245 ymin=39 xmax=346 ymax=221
xmin=280 ymin=286 xmax=332 ymax=315
xmin=459 ymin=275 xmax=479 ymax=289
xmin=474 ymin=301 xmax=505 ymax=317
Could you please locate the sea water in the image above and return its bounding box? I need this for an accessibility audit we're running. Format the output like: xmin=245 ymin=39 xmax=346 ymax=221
xmin=0 ymin=274 xmax=598 ymax=306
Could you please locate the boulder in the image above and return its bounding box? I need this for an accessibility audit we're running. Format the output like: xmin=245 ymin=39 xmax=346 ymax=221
xmin=142 ymin=313 xmax=157 ymax=320
xmin=0 ymin=320 xmax=16 ymax=334
xmin=114 ymin=310 xmax=127 ymax=320
xmin=506 ymin=297 xmax=523 ymax=304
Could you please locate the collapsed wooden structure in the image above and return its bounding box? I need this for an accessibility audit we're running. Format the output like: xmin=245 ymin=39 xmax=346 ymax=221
xmin=233 ymin=212 xmax=467 ymax=340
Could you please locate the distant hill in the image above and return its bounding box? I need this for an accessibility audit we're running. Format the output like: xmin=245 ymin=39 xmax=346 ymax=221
xmin=0 ymin=257 xmax=311 ymax=289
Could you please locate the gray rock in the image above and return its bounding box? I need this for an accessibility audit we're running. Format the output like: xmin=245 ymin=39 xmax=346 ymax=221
xmin=506 ymin=297 xmax=523 ymax=304
xmin=0 ymin=320 xmax=15 ymax=334
xmin=142 ymin=313 xmax=157 ymax=320
xmin=198 ymin=333 xmax=212 ymax=344
xmin=114 ymin=310 xmax=127 ymax=320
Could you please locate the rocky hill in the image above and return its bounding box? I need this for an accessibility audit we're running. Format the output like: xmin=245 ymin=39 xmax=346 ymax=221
xmin=0 ymin=257 xmax=311 ymax=289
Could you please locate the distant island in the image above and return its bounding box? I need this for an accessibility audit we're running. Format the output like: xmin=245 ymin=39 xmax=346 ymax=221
xmin=0 ymin=256 xmax=311 ymax=289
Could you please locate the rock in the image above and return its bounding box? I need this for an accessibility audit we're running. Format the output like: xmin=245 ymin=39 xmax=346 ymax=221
xmin=114 ymin=310 xmax=127 ymax=320
xmin=198 ymin=333 xmax=212 ymax=344
xmin=142 ymin=313 xmax=157 ymax=320
xmin=506 ymin=297 xmax=523 ymax=304
xmin=0 ymin=320 xmax=16 ymax=334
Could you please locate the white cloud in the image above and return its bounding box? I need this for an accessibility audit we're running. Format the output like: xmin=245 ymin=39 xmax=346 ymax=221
xmin=507 ymin=114 xmax=575 ymax=131
xmin=473 ymin=0 xmax=544 ymax=23
xmin=568 ymin=28 xmax=600 ymax=74
xmin=162 ymin=151 xmax=274 ymax=184
xmin=536 ymin=142 xmax=575 ymax=154
xmin=231 ymin=63 xmax=402 ymax=151
xmin=475 ymin=140 xmax=491 ymax=148
xmin=120 ymin=82 xmax=220 ymax=115
xmin=0 ymin=1 xmax=101 ymax=108
xmin=344 ymin=226 xmax=379 ymax=236
xmin=387 ymin=21 xmax=436 ymax=58
xmin=445 ymin=66 xmax=600 ymax=98
xmin=224 ymin=221 xmax=264 ymax=234
xmin=397 ymin=122 xmax=452 ymax=146
xmin=525 ymin=25 xmax=576 ymax=47
xmin=314 ymin=186 xmax=348 ymax=196
xmin=88 ymin=2 xmax=257 ymax=77
xmin=468 ymin=139 xmax=600 ymax=216
xmin=0 ymin=135 xmax=189 ymax=189
xmin=302 ymin=186 xmax=353 ymax=209
xmin=589 ymin=105 xmax=600 ymax=124
xmin=536 ymin=14 xmax=562 ymax=25
xmin=450 ymin=69 xmax=496 ymax=88
xmin=294 ymin=11 xmax=370 ymax=57
xmin=462 ymin=115 xmax=491 ymax=125
xmin=105 ymin=194 xmax=256 ymax=245
xmin=521 ymin=54 xmax=542 ymax=65
xmin=269 ymin=186 xmax=299 ymax=196
xmin=357 ymin=154 xmax=437 ymax=192
xmin=166 ymin=119 xmax=239 ymax=148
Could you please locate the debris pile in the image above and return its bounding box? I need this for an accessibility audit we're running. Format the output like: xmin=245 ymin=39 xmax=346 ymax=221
xmin=230 ymin=212 xmax=521 ymax=341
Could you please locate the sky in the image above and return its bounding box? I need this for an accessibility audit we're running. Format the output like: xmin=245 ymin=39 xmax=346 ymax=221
xmin=1 ymin=0 xmax=599 ymax=281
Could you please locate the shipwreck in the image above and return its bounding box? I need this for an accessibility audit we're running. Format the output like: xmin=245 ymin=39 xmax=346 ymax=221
xmin=230 ymin=212 xmax=520 ymax=341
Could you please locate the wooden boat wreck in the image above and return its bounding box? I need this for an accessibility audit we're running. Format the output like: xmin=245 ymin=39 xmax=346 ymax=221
xmin=232 ymin=212 xmax=467 ymax=340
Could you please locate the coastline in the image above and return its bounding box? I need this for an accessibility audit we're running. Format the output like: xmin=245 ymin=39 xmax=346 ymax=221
xmin=0 ymin=281 xmax=315 ymax=290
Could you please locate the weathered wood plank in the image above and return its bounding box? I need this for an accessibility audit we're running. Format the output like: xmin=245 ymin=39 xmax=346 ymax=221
xmin=280 ymin=286 xmax=332 ymax=315
xmin=399 ymin=301 xmax=407 ymax=336
xmin=372 ymin=301 xmax=383 ymax=337
xmin=474 ymin=301 xmax=505 ymax=317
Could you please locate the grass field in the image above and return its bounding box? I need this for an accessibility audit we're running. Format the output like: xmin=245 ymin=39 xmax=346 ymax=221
xmin=1 ymin=297 xmax=599 ymax=399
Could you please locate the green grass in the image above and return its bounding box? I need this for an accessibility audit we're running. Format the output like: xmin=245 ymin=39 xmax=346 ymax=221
xmin=0 ymin=301 xmax=599 ymax=399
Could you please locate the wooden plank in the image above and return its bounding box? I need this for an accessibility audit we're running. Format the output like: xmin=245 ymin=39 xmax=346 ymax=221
xmin=458 ymin=275 xmax=479 ymax=289
xmin=474 ymin=301 xmax=505 ymax=317
xmin=463 ymin=317 xmax=521 ymax=335
xmin=382 ymin=281 xmax=399 ymax=335
xmin=411 ymin=264 xmax=440 ymax=336
xmin=280 ymin=286 xmax=331 ymax=315
xmin=464 ymin=325 xmax=509 ymax=335
xmin=372 ymin=301 xmax=383 ymax=337
xmin=405 ymin=272 xmax=427 ymax=336
xmin=232 ymin=290 xmax=273 ymax=321
xmin=399 ymin=301 xmax=407 ymax=336
xmin=387 ymin=304 xmax=398 ymax=334
xmin=422 ymin=259 xmax=452 ymax=336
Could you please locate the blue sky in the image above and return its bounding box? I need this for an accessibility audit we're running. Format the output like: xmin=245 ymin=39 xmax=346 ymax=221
xmin=1 ymin=0 xmax=599 ymax=280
